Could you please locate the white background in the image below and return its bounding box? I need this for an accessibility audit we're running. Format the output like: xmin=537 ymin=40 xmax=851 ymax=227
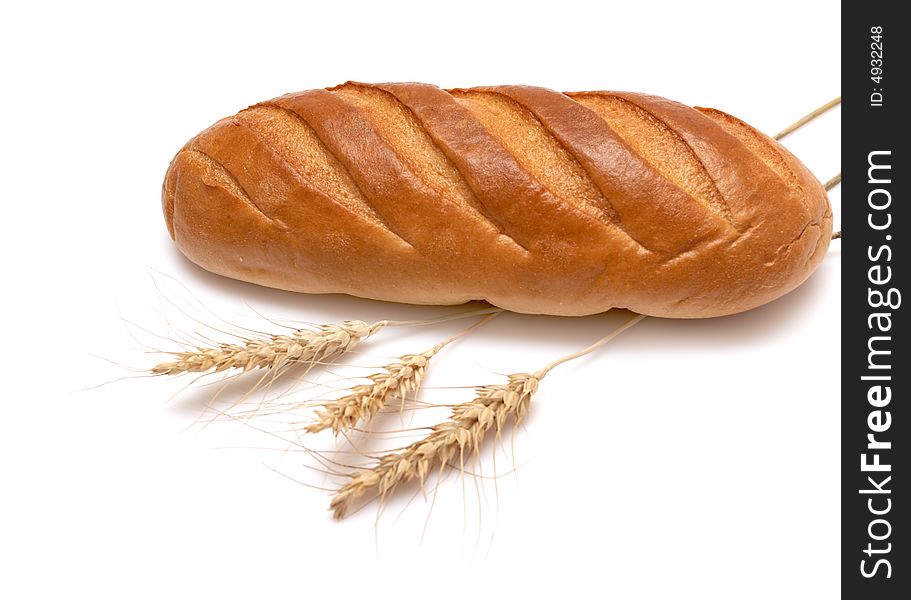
xmin=1 ymin=1 xmax=840 ymax=598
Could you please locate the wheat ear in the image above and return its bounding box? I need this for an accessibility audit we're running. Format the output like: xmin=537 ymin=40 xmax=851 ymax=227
xmin=306 ymin=314 xmax=497 ymax=435
xmin=150 ymin=307 xmax=502 ymax=377
xmin=330 ymin=312 xmax=647 ymax=519
xmin=151 ymin=320 xmax=386 ymax=376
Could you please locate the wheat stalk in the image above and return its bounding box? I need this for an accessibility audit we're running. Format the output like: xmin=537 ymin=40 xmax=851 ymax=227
xmin=330 ymin=372 xmax=540 ymax=519
xmin=306 ymin=347 xmax=437 ymax=435
xmin=151 ymin=320 xmax=385 ymax=376
xmin=150 ymin=307 xmax=503 ymax=377
xmin=773 ymin=96 xmax=841 ymax=141
xmin=330 ymin=312 xmax=647 ymax=519
xmin=306 ymin=313 xmax=497 ymax=435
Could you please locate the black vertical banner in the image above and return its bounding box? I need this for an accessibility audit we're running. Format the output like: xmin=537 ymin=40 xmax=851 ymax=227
xmin=842 ymin=1 xmax=907 ymax=597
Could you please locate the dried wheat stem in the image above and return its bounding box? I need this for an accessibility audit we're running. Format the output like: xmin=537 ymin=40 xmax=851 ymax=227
xmin=330 ymin=312 xmax=645 ymax=519
xmin=385 ymin=306 xmax=503 ymax=326
xmin=773 ymin=96 xmax=841 ymax=141
xmin=535 ymin=313 xmax=647 ymax=376
xmin=151 ymin=320 xmax=386 ymax=376
xmin=824 ymin=173 xmax=842 ymax=240
xmin=306 ymin=314 xmax=497 ymax=435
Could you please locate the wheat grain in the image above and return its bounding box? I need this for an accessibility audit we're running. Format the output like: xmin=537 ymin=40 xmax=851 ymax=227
xmin=151 ymin=320 xmax=385 ymax=376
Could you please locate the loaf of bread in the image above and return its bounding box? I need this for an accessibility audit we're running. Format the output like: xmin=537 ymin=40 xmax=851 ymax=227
xmin=162 ymin=82 xmax=832 ymax=318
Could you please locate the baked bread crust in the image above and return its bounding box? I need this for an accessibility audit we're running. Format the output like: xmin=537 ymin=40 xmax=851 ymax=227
xmin=162 ymin=82 xmax=832 ymax=318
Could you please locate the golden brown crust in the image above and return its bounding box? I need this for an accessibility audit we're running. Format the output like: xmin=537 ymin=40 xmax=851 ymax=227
xmin=161 ymin=82 xmax=831 ymax=318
